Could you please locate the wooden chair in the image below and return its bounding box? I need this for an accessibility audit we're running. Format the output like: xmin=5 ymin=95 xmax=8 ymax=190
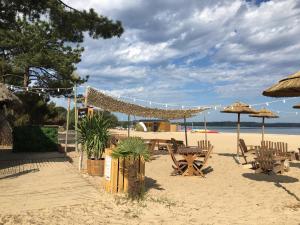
xmin=239 ymin=139 xmax=257 ymax=153
xmin=197 ymin=140 xmax=213 ymax=157
xmin=238 ymin=139 xmax=251 ymax=164
xmin=166 ymin=144 xmax=187 ymax=175
xmin=262 ymin=141 xmax=295 ymax=160
xmin=254 ymin=147 xmax=285 ymax=174
xmin=193 ymin=145 xmax=213 ymax=177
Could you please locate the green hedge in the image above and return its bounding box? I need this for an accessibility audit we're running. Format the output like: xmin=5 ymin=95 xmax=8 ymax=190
xmin=13 ymin=126 xmax=58 ymax=152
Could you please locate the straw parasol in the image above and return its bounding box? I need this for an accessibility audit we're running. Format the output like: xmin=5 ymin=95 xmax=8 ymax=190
xmin=263 ymin=71 xmax=300 ymax=97
xmin=249 ymin=108 xmax=278 ymax=142
xmin=293 ymin=103 xmax=300 ymax=109
xmin=0 ymin=83 xmax=21 ymax=108
xmin=221 ymin=102 xmax=258 ymax=160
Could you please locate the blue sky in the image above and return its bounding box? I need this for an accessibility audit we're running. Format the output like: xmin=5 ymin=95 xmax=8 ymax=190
xmin=59 ymin=0 xmax=300 ymax=122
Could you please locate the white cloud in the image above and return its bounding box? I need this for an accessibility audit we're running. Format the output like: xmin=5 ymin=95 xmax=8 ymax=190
xmin=64 ymin=0 xmax=300 ymax=114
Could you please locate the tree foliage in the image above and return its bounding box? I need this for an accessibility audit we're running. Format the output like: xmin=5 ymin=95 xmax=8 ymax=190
xmin=0 ymin=0 xmax=124 ymax=96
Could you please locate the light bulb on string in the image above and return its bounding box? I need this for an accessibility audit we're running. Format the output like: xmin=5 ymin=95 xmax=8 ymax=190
xmin=266 ymin=102 xmax=269 ymax=106
xmin=57 ymin=88 xmax=60 ymax=92
xmin=282 ymin=99 xmax=286 ymax=104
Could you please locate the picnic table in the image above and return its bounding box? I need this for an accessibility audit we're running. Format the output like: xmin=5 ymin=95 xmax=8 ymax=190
xmin=177 ymin=147 xmax=203 ymax=176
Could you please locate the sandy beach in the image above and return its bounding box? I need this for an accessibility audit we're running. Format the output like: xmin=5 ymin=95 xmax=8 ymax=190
xmin=0 ymin=131 xmax=299 ymax=225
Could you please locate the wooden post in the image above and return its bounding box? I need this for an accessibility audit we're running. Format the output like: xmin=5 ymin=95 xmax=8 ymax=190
xmin=184 ymin=116 xmax=188 ymax=146
xmin=64 ymin=97 xmax=71 ymax=153
xmin=262 ymin=117 xmax=265 ymax=142
xmin=79 ymin=85 xmax=89 ymax=171
xmin=204 ymin=112 xmax=208 ymax=143
xmin=237 ymin=113 xmax=241 ymax=162
xmin=127 ymin=115 xmax=130 ymax=137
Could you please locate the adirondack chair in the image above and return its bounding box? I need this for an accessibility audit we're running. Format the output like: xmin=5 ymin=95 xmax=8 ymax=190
xmin=166 ymin=144 xmax=187 ymax=175
xmin=239 ymin=139 xmax=257 ymax=153
xmin=261 ymin=141 xmax=295 ymax=160
xmin=238 ymin=139 xmax=251 ymax=164
xmin=193 ymin=145 xmax=213 ymax=177
xmin=197 ymin=140 xmax=213 ymax=157
xmin=254 ymin=147 xmax=285 ymax=174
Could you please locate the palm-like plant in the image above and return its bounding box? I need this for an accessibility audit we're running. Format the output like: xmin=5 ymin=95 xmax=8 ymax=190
xmin=111 ymin=137 xmax=150 ymax=161
xmin=78 ymin=113 xmax=111 ymax=159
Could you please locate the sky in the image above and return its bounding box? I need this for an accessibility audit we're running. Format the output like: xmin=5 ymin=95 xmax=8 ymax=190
xmin=60 ymin=0 xmax=300 ymax=122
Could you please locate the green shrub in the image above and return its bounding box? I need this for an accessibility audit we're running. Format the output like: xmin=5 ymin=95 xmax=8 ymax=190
xmin=13 ymin=126 xmax=58 ymax=152
xmin=77 ymin=113 xmax=111 ymax=159
xmin=111 ymin=137 xmax=150 ymax=161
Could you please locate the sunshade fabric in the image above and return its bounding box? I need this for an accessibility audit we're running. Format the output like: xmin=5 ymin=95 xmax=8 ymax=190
xmin=86 ymin=87 xmax=208 ymax=119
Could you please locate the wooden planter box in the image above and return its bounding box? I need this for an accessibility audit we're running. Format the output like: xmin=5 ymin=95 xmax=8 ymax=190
xmin=104 ymin=149 xmax=145 ymax=195
xmin=87 ymin=158 xmax=105 ymax=176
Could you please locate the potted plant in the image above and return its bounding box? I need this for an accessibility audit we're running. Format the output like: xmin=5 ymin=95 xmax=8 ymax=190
xmin=78 ymin=113 xmax=111 ymax=176
xmin=109 ymin=137 xmax=150 ymax=194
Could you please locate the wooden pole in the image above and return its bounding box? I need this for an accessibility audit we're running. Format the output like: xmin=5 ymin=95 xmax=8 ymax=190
xmin=184 ymin=116 xmax=188 ymax=146
xmin=64 ymin=97 xmax=71 ymax=153
xmin=237 ymin=113 xmax=241 ymax=162
xmin=204 ymin=112 xmax=208 ymax=143
xmin=262 ymin=117 xmax=265 ymax=142
xmin=79 ymin=85 xmax=88 ymax=171
xmin=127 ymin=115 xmax=130 ymax=137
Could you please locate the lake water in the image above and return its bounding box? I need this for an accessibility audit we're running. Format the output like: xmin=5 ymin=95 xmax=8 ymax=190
xmin=182 ymin=126 xmax=300 ymax=135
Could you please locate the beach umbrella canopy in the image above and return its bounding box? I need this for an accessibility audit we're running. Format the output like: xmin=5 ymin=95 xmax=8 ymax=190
xmin=263 ymin=71 xmax=300 ymax=97
xmin=293 ymin=103 xmax=300 ymax=109
xmin=249 ymin=108 xmax=279 ymax=142
xmin=221 ymin=102 xmax=258 ymax=160
xmin=0 ymin=83 xmax=21 ymax=108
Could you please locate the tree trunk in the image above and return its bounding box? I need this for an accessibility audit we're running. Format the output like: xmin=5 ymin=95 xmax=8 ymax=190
xmin=23 ymin=67 xmax=29 ymax=87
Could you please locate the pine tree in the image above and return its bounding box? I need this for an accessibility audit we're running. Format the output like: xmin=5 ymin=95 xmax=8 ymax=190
xmin=0 ymin=0 xmax=124 ymax=96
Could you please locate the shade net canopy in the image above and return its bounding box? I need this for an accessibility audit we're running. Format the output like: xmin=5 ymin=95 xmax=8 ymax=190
xmin=263 ymin=71 xmax=300 ymax=97
xmin=86 ymin=87 xmax=208 ymax=119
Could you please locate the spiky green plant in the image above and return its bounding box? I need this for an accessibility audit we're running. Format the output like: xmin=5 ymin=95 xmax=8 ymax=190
xmin=78 ymin=113 xmax=111 ymax=159
xmin=111 ymin=137 xmax=150 ymax=161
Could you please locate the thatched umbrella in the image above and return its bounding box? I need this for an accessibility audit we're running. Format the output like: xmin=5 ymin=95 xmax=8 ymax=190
xmin=263 ymin=71 xmax=300 ymax=97
xmin=293 ymin=103 xmax=300 ymax=109
xmin=249 ymin=108 xmax=278 ymax=142
xmin=0 ymin=83 xmax=21 ymax=108
xmin=221 ymin=102 xmax=258 ymax=160
xmin=0 ymin=83 xmax=21 ymax=146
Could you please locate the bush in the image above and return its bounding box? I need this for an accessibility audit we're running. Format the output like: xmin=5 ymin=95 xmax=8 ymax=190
xmin=111 ymin=137 xmax=150 ymax=161
xmin=13 ymin=126 xmax=58 ymax=152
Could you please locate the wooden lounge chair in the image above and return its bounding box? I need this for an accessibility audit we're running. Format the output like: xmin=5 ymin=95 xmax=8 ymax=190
xmin=254 ymin=147 xmax=285 ymax=174
xmin=166 ymin=144 xmax=187 ymax=175
xmin=193 ymin=145 xmax=213 ymax=177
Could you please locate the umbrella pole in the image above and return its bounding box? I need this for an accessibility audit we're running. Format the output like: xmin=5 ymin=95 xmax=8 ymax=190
xmin=127 ymin=114 xmax=130 ymax=137
xmin=204 ymin=112 xmax=208 ymax=143
xmin=237 ymin=113 xmax=241 ymax=161
xmin=184 ymin=116 xmax=188 ymax=146
xmin=262 ymin=117 xmax=265 ymax=142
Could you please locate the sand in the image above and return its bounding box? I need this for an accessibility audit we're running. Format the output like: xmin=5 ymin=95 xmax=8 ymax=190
xmin=0 ymin=131 xmax=299 ymax=225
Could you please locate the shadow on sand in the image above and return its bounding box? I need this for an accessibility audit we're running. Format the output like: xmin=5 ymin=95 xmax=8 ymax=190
xmin=145 ymin=176 xmax=165 ymax=192
xmin=290 ymin=162 xmax=300 ymax=169
xmin=218 ymin=153 xmax=240 ymax=165
xmin=243 ymin=173 xmax=300 ymax=202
